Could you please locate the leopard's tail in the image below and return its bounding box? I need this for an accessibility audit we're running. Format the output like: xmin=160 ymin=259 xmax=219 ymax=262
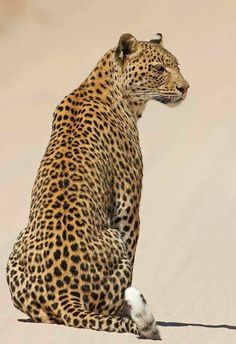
xmin=125 ymin=287 xmax=161 ymax=340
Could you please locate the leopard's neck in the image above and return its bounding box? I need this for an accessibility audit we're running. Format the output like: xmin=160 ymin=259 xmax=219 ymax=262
xmin=81 ymin=50 xmax=147 ymax=121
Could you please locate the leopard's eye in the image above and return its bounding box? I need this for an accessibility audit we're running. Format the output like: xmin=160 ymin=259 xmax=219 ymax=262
xmin=153 ymin=65 xmax=165 ymax=73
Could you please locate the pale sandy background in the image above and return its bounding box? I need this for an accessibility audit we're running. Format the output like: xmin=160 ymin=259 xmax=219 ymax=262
xmin=1 ymin=1 xmax=236 ymax=343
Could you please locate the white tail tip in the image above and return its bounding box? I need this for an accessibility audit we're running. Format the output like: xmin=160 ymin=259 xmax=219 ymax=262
xmin=125 ymin=287 xmax=161 ymax=340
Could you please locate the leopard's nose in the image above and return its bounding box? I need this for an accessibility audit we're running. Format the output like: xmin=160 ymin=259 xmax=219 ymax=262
xmin=176 ymin=83 xmax=189 ymax=94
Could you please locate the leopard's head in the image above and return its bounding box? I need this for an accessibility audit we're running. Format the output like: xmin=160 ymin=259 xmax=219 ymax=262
xmin=115 ymin=33 xmax=189 ymax=106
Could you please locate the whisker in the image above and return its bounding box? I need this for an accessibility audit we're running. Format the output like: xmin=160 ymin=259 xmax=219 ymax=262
xmin=125 ymin=91 xmax=160 ymax=94
xmin=124 ymin=92 xmax=162 ymax=97
xmin=159 ymin=92 xmax=179 ymax=96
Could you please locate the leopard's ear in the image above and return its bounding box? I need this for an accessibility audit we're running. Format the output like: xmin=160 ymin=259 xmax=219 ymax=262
xmin=115 ymin=33 xmax=138 ymax=62
xmin=150 ymin=33 xmax=163 ymax=46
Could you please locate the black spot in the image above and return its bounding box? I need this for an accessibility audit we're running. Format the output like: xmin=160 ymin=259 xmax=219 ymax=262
xmin=108 ymin=292 xmax=113 ymax=300
xmin=56 ymin=221 xmax=62 ymax=230
xmin=54 ymin=267 xmax=62 ymax=277
xmin=31 ymin=291 xmax=36 ymax=300
xmin=74 ymin=319 xmax=79 ymax=326
xmin=55 ymin=212 xmax=63 ymax=219
xmin=68 ymin=233 xmax=75 ymax=241
xmin=54 ymin=250 xmax=61 ymax=260
xmin=56 ymin=280 xmax=64 ymax=288
xmin=39 ymin=295 xmax=46 ymax=304
xmin=71 ymin=243 xmax=78 ymax=251
xmin=93 ymin=274 xmax=100 ymax=282
xmin=82 ymin=319 xmax=88 ymax=327
xmin=70 ymin=266 xmax=78 ymax=276
xmin=62 ymin=230 xmax=67 ymax=240
xmin=80 ymin=263 xmax=87 ymax=271
xmin=71 ymin=255 xmax=80 ymax=263
xmin=63 ymin=246 xmax=69 ymax=257
xmin=140 ymin=294 xmax=147 ymax=304
xmin=60 ymin=260 xmax=68 ymax=271
xmin=48 ymin=294 xmax=55 ymax=301
xmin=45 ymin=273 xmax=52 ymax=282
xmin=64 ymin=276 xmax=71 ymax=285
xmin=107 ymin=318 xmax=112 ymax=326
xmin=91 ymin=292 xmax=98 ymax=301
xmin=81 ymin=284 xmax=90 ymax=292
xmin=63 ymin=202 xmax=70 ymax=210
xmin=64 ymin=179 xmax=69 ymax=187
xmin=128 ymin=214 xmax=134 ymax=223
xmin=56 ymin=235 xmax=63 ymax=247
xmin=51 ymin=302 xmax=58 ymax=310
xmin=83 ymin=295 xmax=89 ymax=303
xmin=57 ymin=194 xmax=64 ymax=202
xmin=96 ymin=88 xmax=102 ymax=95
xmin=81 ymin=274 xmax=91 ymax=282
xmin=114 ymin=284 xmax=119 ymax=293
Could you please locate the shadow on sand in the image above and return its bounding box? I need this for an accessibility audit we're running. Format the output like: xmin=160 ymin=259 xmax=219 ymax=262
xmin=18 ymin=318 xmax=37 ymax=323
xmin=157 ymin=320 xmax=236 ymax=330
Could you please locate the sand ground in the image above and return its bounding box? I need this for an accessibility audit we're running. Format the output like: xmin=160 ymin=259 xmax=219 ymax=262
xmin=1 ymin=1 xmax=236 ymax=343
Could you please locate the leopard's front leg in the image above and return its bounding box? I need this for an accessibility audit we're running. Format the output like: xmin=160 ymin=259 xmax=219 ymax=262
xmin=110 ymin=149 xmax=143 ymax=280
xmin=110 ymin=201 xmax=140 ymax=277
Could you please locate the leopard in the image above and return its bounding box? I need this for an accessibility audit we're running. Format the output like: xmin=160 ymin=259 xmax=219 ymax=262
xmin=6 ymin=33 xmax=189 ymax=340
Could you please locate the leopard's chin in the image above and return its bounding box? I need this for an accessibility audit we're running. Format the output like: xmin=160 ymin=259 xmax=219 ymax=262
xmin=152 ymin=96 xmax=169 ymax=104
xmin=165 ymin=97 xmax=184 ymax=107
xmin=153 ymin=96 xmax=183 ymax=106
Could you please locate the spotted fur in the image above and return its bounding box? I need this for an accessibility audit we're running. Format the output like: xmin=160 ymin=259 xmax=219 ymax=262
xmin=6 ymin=33 xmax=188 ymax=339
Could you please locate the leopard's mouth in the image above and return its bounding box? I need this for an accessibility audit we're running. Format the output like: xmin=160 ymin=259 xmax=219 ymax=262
xmin=153 ymin=93 xmax=186 ymax=105
xmin=153 ymin=96 xmax=179 ymax=104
